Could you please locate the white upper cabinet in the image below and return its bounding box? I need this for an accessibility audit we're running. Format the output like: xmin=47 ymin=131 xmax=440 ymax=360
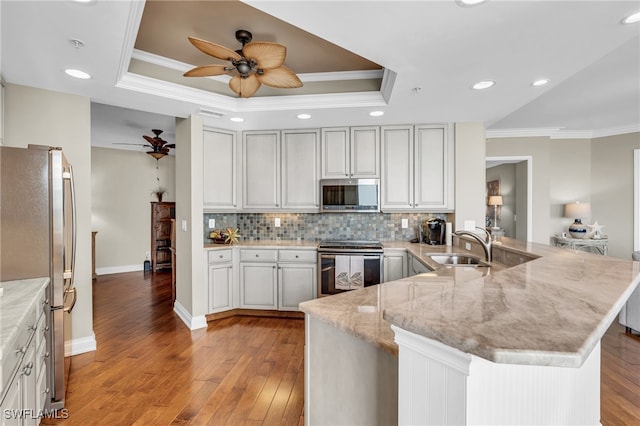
xmin=381 ymin=125 xmax=414 ymax=209
xmin=381 ymin=124 xmax=454 ymax=211
xmin=321 ymin=126 xmax=380 ymax=178
xmin=281 ymin=129 xmax=320 ymax=210
xmin=242 ymin=130 xmax=281 ymax=209
xmin=203 ymin=128 xmax=237 ymax=211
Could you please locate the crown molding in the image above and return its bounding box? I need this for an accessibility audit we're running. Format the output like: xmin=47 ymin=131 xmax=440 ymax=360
xmin=116 ymin=72 xmax=387 ymax=114
xmin=486 ymin=124 xmax=639 ymax=140
xmin=131 ymin=49 xmax=384 ymax=83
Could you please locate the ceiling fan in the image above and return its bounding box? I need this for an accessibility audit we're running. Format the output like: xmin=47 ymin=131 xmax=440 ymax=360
xmin=114 ymin=129 xmax=175 ymax=159
xmin=183 ymin=29 xmax=303 ymax=98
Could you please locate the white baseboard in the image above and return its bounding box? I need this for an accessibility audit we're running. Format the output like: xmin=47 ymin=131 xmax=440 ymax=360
xmin=95 ymin=264 xmax=143 ymax=275
xmin=173 ymin=300 xmax=207 ymax=330
xmin=65 ymin=333 xmax=97 ymax=356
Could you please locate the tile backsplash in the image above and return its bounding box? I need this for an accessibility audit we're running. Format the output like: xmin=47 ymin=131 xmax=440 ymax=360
xmin=203 ymin=212 xmax=449 ymax=242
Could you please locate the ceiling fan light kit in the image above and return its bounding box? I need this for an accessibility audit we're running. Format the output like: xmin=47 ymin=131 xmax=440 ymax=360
xmin=184 ymin=29 xmax=303 ymax=98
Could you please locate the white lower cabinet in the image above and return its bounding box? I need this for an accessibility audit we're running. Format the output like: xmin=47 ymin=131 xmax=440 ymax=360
xmin=383 ymin=249 xmax=407 ymax=282
xmin=278 ymin=263 xmax=317 ymax=311
xmin=240 ymin=262 xmax=278 ymax=309
xmin=407 ymin=253 xmax=431 ymax=276
xmin=1 ymin=286 xmax=46 ymax=426
xmin=207 ymin=249 xmax=234 ymax=313
xmin=240 ymin=249 xmax=316 ymax=311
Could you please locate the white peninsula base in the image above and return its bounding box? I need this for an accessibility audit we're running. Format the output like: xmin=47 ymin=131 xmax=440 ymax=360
xmin=305 ymin=316 xmax=398 ymax=426
xmin=393 ymin=325 xmax=601 ymax=425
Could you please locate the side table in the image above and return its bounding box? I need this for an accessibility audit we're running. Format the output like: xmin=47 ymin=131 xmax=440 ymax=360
xmin=551 ymin=235 xmax=608 ymax=255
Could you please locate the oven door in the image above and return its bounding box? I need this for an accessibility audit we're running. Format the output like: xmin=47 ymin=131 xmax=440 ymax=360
xmin=318 ymin=253 xmax=383 ymax=296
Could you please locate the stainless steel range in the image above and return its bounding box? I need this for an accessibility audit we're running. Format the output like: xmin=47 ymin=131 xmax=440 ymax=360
xmin=317 ymin=241 xmax=384 ymax=296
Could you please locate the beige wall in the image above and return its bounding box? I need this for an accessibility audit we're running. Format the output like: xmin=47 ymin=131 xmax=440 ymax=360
xmin=175 ymin=115 xmax=207 ymax=325
xmin=454 ymin=122 xmax=486 ymax=231
xmin=91 ymin=146 xmax=175 ymax=272
xmin=591 ymin=133 xmax=639 ymax=259
xmin=4 ymin=84 xmax=94 ymax=352
xmin=487 ymin=133 xmax=640 ymax=258
xmin=486 ymin=137 xmax=552 ymax=244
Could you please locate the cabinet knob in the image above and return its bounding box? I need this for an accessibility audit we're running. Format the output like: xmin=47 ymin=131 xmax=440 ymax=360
xmin=219 ymin=255 xmax=223 ymax=258
xmin=295 ymin=255 xmax=299 ymax=258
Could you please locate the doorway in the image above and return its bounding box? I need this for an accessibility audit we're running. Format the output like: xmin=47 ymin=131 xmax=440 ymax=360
xmin=485 ymin=156 xmax=533 ymax=242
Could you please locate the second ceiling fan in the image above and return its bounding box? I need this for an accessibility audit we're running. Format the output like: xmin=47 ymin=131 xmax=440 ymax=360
xmin=184 ymin=29 xmax=303 ymax=98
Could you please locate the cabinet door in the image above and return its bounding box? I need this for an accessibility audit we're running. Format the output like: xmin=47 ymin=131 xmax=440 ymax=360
xmin=381 ymin=126 xmax=414 ymax=210
xmin=414 ymin=124 xmax=451 ymax=209
xmin=321 ymin=127 xmax=349 ymax=178
xmin=278 ymin=263 xmax=316 ymax=311
xmin=203 ymin=128 xmax=237 ymax=210
xmin=350 ymin=126 xmax=380 ymax=178
xmin=281 ymin=129 xmax=320 ymax=210
xmin=1 ymin=371 xmax=21 ymax=426
xmin=240 ymin=263 xmax=278 ymax=309
xmin=383 ymin=252 xmax=407 ymax=282
xmin=242 ymin=131 xmax=280 ymax=209
xmin=208 ymin=263 xmax=233 ymax=313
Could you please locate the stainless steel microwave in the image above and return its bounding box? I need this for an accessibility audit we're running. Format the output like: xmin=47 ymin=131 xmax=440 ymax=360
xmin=319 ymin=178 xmax=380 ymax=212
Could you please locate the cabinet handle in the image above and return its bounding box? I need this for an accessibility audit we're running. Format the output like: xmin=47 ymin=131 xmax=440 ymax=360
xmin=23 ymin=362 xmax=34 ymax=376
xmin=16 ymin=346 xmax=27 ymax=355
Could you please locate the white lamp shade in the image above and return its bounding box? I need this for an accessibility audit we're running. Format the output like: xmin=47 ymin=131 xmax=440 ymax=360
xmin=488 ymin=195 xmax=503 ymax=206
xmin=564 ymin=202 xmax=591 ymax=219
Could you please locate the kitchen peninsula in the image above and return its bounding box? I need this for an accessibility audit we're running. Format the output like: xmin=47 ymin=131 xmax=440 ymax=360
xmin=300 ymin=238 xmax=640 ymax=425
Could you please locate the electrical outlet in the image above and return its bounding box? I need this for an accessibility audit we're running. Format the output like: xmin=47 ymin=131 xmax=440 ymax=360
xmin=464 ymin=220 xmax=476 ymax=230
xmin=208 ymin=218 xmax=215 ymax=229
xmin=275 ymin=217 xmax=281 ymax=227
xmin=465 ymin=242 xmax=472 ymax=251
xmin=401 ymin=218 xmax=408 ymax=229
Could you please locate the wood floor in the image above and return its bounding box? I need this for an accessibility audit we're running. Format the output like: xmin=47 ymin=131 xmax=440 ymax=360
xmin=42 ymin=270 xmax=640 ymax=425
xmin=42 ymin=271 xmax=304 ymax=425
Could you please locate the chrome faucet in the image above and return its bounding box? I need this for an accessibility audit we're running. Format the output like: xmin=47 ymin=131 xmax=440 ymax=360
xmin=453 ymin=227 xmax=492 ymax=263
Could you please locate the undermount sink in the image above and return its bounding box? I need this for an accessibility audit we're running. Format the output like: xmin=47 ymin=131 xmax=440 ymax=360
xmin=427 ymin=254 xmax=490 ymax=267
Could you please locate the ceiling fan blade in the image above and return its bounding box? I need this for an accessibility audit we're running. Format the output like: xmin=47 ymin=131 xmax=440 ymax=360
xmin=165 ymin=144 xmax=176 ymax=149
xmin=229 ymin=74 xmax=262 ymax=98
xmin=257 ymin=66 xmax=303 ymax=89
xmin=243 ymin=42 xmax=286 ymax=69
xmin=112 ymin=143 xmax=148 ymax=146
xmin=187 ymin=36 xmax=242 ymax=62
xmin=184 ymin=65 xmax=230 ymax=77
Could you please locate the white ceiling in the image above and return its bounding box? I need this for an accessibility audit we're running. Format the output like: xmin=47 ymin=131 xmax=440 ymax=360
xmin=2 ymin=0 xmax=639 ymax=151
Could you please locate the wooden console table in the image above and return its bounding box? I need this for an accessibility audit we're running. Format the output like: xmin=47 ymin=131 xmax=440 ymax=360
xmin=551 ymin=235 xmax=608 ymax=255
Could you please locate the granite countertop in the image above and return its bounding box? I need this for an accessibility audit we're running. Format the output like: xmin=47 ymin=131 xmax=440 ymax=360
xmin=204 ymin=239 xmax=318 ymax=250
xmin=0 ymin=277 xmax=50 ymax=362
xmin=300 ymin=238 xmax=640 ymax=368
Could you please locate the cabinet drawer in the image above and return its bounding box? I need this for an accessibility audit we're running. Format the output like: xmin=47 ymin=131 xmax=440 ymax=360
xmin=278 ymin=250 xmax=317 ymax=263
xmin=208 ymin=249 xmax=233 ymax=263
xmin=240 ymin=249 xmax=278 ymax=262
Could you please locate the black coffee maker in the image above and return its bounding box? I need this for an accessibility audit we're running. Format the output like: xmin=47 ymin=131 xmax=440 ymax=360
xmin=421 ymin=217 xmax=446 ymax=245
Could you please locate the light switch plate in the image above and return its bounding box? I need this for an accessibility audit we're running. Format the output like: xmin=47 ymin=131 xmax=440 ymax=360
xmin=181 ymin=220 xmax=188 ymax=232
xmin=275 ymin=217 xmax=281 ymax=227
xmin=464 ymin=220 xmax=476 ymax=231
xmin=208 ymin=218 xmax=215 ymax=229
xmin=401 ymin=218 xmax=408 ymax=229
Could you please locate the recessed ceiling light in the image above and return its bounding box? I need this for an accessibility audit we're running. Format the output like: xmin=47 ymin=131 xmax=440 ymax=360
xmin=297 ymin=114 xmax=311 ymax=120
xmin=230 ymin=117 xmax=244 ymax=122
xmin=369 ymin=111 xmax=384 ymax=117
xmin=532 ymin=78 xmax=550 ymax=87
xmin=455 ymin=0 xmax=488 ymax=7
xmin=622 ymin=12 xmax=640 ymax=24
xmin=64 ymin=69 xmax=91 ymax=79
xmin=472 ymin=80 xmax=495 ymax=90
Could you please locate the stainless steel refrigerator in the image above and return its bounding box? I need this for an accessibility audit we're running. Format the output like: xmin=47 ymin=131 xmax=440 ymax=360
xmin=0 ymin=145 xmax=77 ymax=410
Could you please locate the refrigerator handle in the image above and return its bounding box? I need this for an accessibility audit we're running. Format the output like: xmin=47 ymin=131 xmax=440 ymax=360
xmin=66 ymin=164 xmax=77 ymax=288
xmin=63 ymin=288 xmax=77 ymax=313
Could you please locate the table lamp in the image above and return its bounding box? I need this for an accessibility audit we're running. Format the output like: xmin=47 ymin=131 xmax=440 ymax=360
xmin=488 ymin=195 xmax=503 ymax=229
xmin=564 ymin=201 xmax=591 ymax=239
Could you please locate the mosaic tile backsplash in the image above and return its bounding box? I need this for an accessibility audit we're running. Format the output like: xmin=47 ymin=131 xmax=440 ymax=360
xmin=203 ymin=212 xmax=449 ymax=243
